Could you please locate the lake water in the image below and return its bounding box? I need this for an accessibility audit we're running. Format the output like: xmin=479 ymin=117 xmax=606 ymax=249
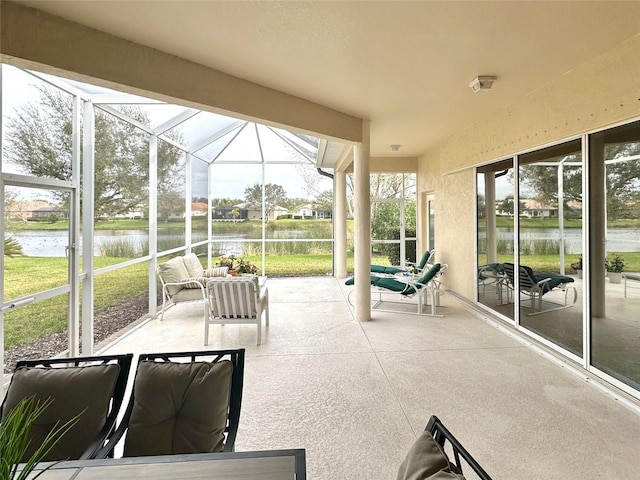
xmin=480 ymin=227 xmax=640 ymax=254
xmin=8 ymin=227 xmax=640 ymax=257
xmin=5 ymin=230 xmax=249 ymax=257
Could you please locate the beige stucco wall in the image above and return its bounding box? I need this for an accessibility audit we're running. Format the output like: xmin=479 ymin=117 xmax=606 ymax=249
xmin=419 ymin=33 xmax=640 ymax=300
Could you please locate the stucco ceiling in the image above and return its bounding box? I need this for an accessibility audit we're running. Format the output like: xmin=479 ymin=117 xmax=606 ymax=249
xmin=13 ymin=0 xmax=640 ymax=158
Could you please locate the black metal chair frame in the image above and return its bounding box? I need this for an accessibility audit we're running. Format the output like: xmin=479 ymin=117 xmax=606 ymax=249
xmin=426 ymin=415 xmax=493 ymax=480
xmin=94 ymin=348 xmax=245 ymax=458
xmin=1 ymin=353 xmax=134 ymax=460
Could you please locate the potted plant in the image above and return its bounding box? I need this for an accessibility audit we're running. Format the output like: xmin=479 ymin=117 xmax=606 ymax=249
xmin=217 ymin=255 xmax=238 ymax=275
xmin=570 ymin=256 xmax=582 ymax=279
xmin=1 ymin=397 xmax=79 ymax=480
xmin=236 ymin=258 xmax=258 ymax=275
xmin=606 ymin=254 xmax=625 ymax=284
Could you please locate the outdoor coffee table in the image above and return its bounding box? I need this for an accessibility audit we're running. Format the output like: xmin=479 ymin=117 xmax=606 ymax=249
xmin=28 ymin=449 xmax=306 ymax=480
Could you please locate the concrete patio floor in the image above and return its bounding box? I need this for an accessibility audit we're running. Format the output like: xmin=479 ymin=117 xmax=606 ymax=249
xmin=100 ymin=277 xmax=640 ymax=479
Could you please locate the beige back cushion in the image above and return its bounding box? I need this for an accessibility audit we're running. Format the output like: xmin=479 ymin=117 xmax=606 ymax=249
xmin=124 ymin=360 xmax=232 ymax=457
xmin=182 ymin=253 xmax=205 ymax=277
xmin=203 ymin=266 xmax=229 ymax=277
xmin=207 ymin=277 xmax=260 ymax=318
xmin=158 ymin=256 xmax=190 ymax=295
xmin=2 ymin=364 xmax=120 ymax=461
xmin=397 ymin=431 xmax=466 ymax=480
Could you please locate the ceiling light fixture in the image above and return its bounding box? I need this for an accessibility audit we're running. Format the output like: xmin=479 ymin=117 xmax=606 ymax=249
xmin=390 ymin=144 xmax=401 ymax=152
xmin=469 ymin=76 xmax=497 ymax=93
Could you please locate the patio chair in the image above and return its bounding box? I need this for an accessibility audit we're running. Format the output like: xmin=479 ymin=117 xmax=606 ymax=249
xmin=94 ymin=349 xmax=245 ymax=458
xmin=502 ymin=262 xmax=577 ymax=315
xmin=0 ymin=353 xmax=134 ymax=461
xmin=206 ymin=276 xmax=269 ymax=345
xmin=397 ymin=415 xmax=492 ymax=480
xmin=370 ymin=248 xmax=435 ymax=275
xmin=157 ymin=253 xmax=228 ymax=321
xmin=346 ymin=263 xmax=445 ymax=316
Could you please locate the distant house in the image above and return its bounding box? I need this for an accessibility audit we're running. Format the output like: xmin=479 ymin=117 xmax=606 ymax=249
xmin=230 ymin=202 xmax=288 ymax=221
xmin=4 ymin=200 xmax=52 ymax=222
xmin=270 ymin=205 xmax=289 ymax=220
xmin=520 ymin=199 xmax=557 ymax=218
xmin=294 ymin=204 xmax=332 ymax=220
xmin=113 ymin=210 xmax=144 ymax=220
xmin=212 ymin=206 xmax=248 ymax=221
xmin=191 ymin=202 xmax=208 ymax=216
xmin=32 ymin=206 xmax=68 ymax=220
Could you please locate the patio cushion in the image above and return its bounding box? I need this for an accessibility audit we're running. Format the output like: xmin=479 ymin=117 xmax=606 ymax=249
xmin=415 ymin=249 xmax=433 ymax=269
xmin=397 ymin=431 xmax=466 ymax=480
xmin=371 ymin=265 xmax=406 ymax=274
xmin=182 ymin=253 xmax=205 ymax=277
xmin=346 ymin=264 xmax=441 ymax=296
xmin=3 ymin=364 xmax=120 ymax=461
xmin=208 ymin=276 xmax=260 ymax=317
xmin=184 ymin=278 xmax=206 ymax=289
xmin=204 ymin=266 xmax=230 ymax=277
xmin=123 ymin=360 xmax=232 ymax=456
xmin=171 ymin=287 xmax=206 ymax=303
xmin=158 ymin=257 xmax=191 ymax=295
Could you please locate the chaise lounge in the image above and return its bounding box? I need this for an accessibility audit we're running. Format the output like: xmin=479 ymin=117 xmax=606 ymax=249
xmin=502 ymin=262 xmax=577 ymax=315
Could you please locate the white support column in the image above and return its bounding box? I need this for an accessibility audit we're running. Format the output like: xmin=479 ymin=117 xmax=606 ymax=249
xmin=207 ymin=162 xmax=213 ymax=269
xmin=148 ymin=135 xmax=158 ymax=317
xmin=185 ymin=152 xmax=192 ymax=250
xmin=81 ymin=101 xmax=95 ymax=353
xmin=354 ymin=121 xmax=371 ymax=322
xmin=70 ymin=96 xmax=81 ymax=356
xmin=334 ymin=170 xmax=347 ymax=278
xmin=261 ymin=162 xmax=266 ymax=274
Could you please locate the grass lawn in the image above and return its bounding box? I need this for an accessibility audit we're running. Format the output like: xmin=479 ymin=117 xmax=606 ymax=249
xmin=3 ymin=252 xmax=388 ymax=349
xmin=5 ymin=247 xmax=639 ymax=350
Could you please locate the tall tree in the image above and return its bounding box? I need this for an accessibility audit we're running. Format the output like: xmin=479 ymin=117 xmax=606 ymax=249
xmin=244 ymin=183 xmax=288 ymax=220
xmin=520 ymin=144 xmax=640 ymax=220
xmin=314 ymin=190 xmax=333 ymax=214
xmin=4 ymin=85 xmax=184 ymax=223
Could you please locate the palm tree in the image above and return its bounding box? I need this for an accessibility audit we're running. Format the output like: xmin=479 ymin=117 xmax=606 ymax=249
xmin=4 ymin=237 xmax=25 ymax=256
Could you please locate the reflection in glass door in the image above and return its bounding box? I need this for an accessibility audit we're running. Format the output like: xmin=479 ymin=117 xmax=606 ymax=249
xmin=2 ymin=183 xmax=75 ymax=373
xmin=589 ymin=120 xmax=640 ymax=391
xmin=518 ymin=140 xmax=583 ymax=357
xmin=476 ymin=160 xmax=515 ymax=320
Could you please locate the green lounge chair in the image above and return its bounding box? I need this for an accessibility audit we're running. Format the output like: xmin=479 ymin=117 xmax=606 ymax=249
xmin=346 ymin=263 xmax=445 ymax=316
xmin=370 ymin=249 xmax=435 ymax=275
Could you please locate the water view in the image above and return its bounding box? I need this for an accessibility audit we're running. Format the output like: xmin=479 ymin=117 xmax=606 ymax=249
xmin=7 ymin=228 xmax=335 ymax=257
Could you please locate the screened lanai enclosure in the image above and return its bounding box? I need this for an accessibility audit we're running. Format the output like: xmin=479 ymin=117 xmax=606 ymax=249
xmin=0 ymin=65 xmax=417 ymax=373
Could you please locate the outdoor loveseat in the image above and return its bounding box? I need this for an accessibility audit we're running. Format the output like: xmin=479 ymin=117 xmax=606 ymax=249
xmin=157 ymin=253 xmax=228 ymax=321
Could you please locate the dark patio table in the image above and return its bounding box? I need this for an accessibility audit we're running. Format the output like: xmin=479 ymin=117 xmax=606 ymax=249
xmin=28 ymin=449 xmax=306 ymax=480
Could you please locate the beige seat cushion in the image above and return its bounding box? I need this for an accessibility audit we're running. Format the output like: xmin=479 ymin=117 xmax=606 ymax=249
xmin=207 ymin=277 xmax=260 ymax=318
xmin=2 ymin=364 xmax=121 ymax=461
xmin=158 ymin=257 xmax=191 ymax=295
xmin=171 ymin=287 xmax=206 ymax=303
xmin=182 ymin=253 xmax=205 ymax=277
xmin=124 ymin=360 xmax=232 ymax=457
xmin=397 ymin=431 xmax=466 ymax=480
